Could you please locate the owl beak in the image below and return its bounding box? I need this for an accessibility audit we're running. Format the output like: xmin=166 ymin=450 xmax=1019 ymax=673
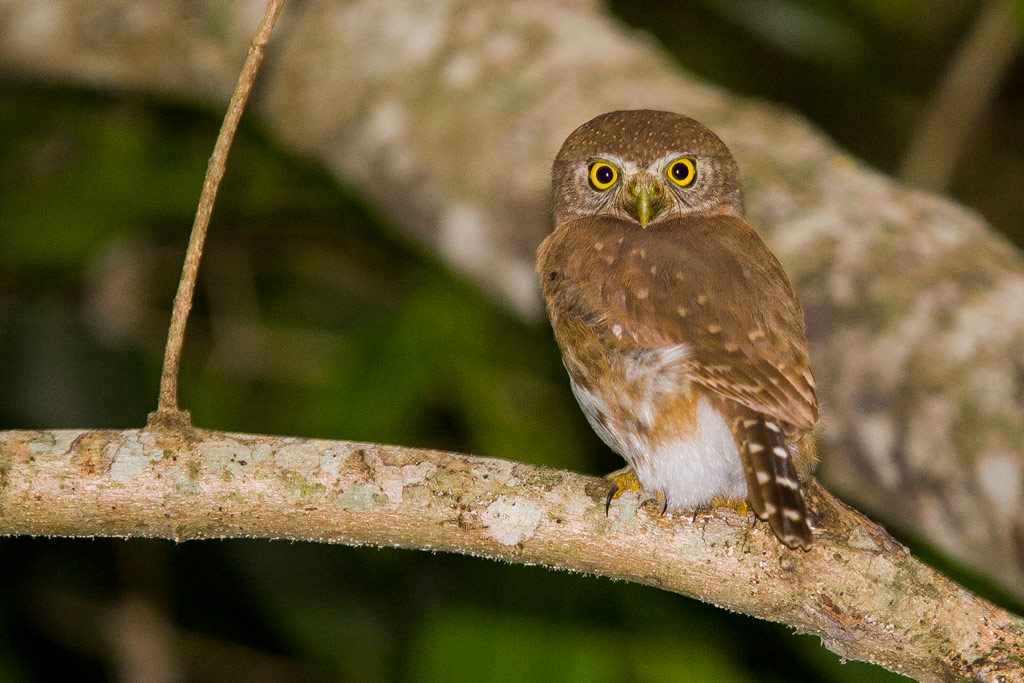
xmin=624 ymin=175 xmax=668 ymax=228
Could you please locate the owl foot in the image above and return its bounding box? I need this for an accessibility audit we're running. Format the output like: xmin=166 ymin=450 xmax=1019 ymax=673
xmin=690 ymin=497 xmax=750 ymax=522
xmin=715 ymin=496 xmax=750 ymax=516
xmin=604 ymin=467 xmax=667 ymax=515
xmin=604 ymin=466 xmax=640 ymax=513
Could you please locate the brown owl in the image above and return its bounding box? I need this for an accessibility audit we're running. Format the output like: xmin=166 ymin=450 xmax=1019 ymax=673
xmin=537 ymin=110 xmax=818 ymax=550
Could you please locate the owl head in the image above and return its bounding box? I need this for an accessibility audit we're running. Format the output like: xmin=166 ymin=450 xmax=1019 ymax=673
xmin=551 ymin=110 xmax=743 ymax=227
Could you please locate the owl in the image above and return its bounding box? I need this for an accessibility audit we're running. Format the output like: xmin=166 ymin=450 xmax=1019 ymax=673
xmin=537 ymin=110 xmax=818 ymax=550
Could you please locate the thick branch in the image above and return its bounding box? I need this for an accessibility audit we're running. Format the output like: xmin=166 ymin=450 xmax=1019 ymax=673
xmin=1 ymin=428 xmax=1021 ymax=682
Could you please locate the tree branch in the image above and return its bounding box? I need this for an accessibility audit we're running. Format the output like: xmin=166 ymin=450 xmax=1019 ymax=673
xmin=1 ymin=427 xmax=1021 ymax=682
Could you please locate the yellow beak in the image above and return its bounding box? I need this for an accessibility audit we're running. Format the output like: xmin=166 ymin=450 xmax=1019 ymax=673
xmin=624 ymin=176 xmax=667 ymax=228
xmin=635 ymin=186 xmax=654 ymax=228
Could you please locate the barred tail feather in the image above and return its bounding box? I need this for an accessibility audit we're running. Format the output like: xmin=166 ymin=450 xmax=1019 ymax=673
xmin=732 ymin=409 xmax=812 ymax=550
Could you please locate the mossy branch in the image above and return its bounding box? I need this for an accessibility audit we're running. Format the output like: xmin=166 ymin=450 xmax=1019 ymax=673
xmin=1 ymin=427 xmax=1021 ymax=682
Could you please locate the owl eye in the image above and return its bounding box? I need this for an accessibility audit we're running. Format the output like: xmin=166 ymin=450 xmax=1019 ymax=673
xmin=667 ymin=157 xmax=697 ymax=187
xmin=587 ymin=161 xmax=618 ymax=191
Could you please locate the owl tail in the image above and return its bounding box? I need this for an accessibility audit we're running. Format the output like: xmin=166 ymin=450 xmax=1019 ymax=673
xmin=732 ymin=410 xmax=812 ymax=550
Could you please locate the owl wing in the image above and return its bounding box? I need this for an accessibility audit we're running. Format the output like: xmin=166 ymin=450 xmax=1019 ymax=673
xmin=539 ymin=212 xmax=817 ymax=548
xmin=584 ymin=213 xmax=818 ymax=434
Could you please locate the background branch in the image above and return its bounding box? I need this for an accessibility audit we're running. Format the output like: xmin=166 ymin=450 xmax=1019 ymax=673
xmin=2 ymin=0 xmax=1022 ymax=600
xmin=0 ymin=427 xmax=1021 ymax=682
xmin=899 ymin=0 xmax=1019 ymax=191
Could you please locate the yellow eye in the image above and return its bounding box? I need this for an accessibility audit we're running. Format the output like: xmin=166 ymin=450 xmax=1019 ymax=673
xmin=667 ymin=157 xmax=697 ymax=187
xmin=588 ymin=161 xmax=618 ymax=191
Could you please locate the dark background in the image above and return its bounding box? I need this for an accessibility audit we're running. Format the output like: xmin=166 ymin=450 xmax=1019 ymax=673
xmin=1 ymin=1 xmax=1022 ymax=681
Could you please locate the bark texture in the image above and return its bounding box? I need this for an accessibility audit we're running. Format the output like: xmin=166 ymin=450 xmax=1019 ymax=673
xmin=2 ymin=427 xmax=1023 ymax=682
xmin=1 ymin=0 xmax=1024 ymax=599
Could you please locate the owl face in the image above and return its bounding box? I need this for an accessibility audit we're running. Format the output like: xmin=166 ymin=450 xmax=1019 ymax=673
xmin=551 ymin=110 xmax=743 ymax=227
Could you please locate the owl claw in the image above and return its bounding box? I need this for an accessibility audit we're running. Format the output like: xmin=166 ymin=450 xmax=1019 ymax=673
xmin=602 ymin=466 xmax=652 ymax=515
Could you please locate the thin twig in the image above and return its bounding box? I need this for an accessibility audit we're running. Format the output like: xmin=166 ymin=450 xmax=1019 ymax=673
xmin=154 ymin=0 xmax=286 ymax=421
xmin=0 ymin=427 xmax=1021 ymax=682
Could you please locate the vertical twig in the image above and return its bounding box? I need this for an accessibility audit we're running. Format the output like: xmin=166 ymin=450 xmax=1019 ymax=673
xmin=152 ymin=0 xmax=286 ymax=425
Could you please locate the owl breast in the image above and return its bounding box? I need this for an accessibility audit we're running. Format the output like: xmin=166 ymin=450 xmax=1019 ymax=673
xmin=557 ymin=323 xmax=748 ymax=511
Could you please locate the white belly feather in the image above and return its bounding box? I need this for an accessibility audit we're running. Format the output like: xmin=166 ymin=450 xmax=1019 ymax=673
xmin=631 ymin=394 xmax=747 ymax=510
xmin=567 ymin=346 xmax=748 ymax=511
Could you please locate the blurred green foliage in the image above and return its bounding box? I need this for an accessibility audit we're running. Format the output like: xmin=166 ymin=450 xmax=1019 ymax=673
xmin=2 ymin=0 xmax=1022 ymax=680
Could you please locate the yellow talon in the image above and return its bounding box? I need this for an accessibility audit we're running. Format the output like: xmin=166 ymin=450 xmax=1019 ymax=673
xmin=604 ymin=467 xmax=666 ymax=514
xmin=604 ymin=467 xmax=642 ymax=513
xmin=607 ymin=467 xmax=642 ymax=492
xmin=704 ymin=496 xmax=750 ymax=516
